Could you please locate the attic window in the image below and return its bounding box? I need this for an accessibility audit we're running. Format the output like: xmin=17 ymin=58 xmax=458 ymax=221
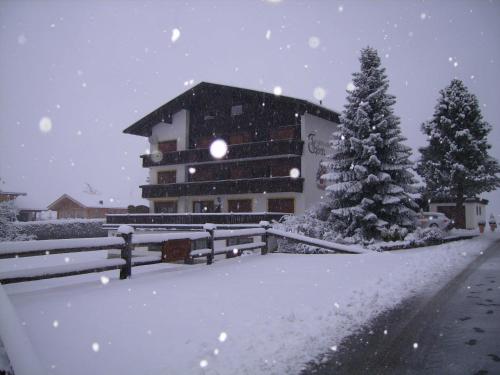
xmin=204 ymin=111 xmax=217 ymax=120
xmin=231 ymin=105 xmax=243 ymax=116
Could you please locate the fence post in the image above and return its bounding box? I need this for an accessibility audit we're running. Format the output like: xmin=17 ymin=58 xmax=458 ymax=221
xmin=204 ymin=223 xmax=216 ymax=265
xmin=118 ymin=225 xmax=134 ymax=279
xmin=259 ymin=221 xmax=271 ymax=255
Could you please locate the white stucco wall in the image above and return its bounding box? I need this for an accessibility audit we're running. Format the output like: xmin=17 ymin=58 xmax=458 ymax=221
xmin=300 ymin=113 xmax=338 ymax=212
xmin=150 ymin=109 xmax=189 ymax=151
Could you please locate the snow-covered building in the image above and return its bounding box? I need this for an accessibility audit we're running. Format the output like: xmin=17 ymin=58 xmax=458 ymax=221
xmin=123 ymin=82 xmax=340 ymax=216
xmin=48 ymin=194 xmax=128 ymax=219
xmin=429 ymin=197 xmax=488 ymax=229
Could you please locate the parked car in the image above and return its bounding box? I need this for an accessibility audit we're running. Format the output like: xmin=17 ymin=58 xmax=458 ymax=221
xmin=417 ymin=212 xmax=454 ymax=231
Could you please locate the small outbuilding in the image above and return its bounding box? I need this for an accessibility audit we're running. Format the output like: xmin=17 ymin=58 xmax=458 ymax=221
xmin=429 ymin=197 xmax=488 ymax=230
xmin=48 ymin=194 xmax=128 ymax=219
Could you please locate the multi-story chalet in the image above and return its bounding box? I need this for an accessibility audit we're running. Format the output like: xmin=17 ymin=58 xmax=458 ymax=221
xmin=124 ymin=82 xmax=340 ymax=215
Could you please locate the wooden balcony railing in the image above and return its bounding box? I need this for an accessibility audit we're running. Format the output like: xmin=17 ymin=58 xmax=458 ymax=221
xmin=140 ymin=176 xmax=304 ymax=198
xmin=141 ymin=139 xmax=304 ymax=167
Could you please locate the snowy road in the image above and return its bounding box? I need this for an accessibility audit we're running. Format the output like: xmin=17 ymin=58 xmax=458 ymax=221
xmin=305 ymin=239 xmax=500 ymax=375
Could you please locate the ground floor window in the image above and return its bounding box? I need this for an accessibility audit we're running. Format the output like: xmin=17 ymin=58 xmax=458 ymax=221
xmin=228 ymin=199 xmax=252 ymax=213
xmin=193 ymin=200 xmax=214 ymax=213
xmin=267 ymin=198 xmax=294 ymax=213
xmin=157 ymin=170 xmax=176 ymax=184
xmin=154 ymin=201 xmax=177 ymax=213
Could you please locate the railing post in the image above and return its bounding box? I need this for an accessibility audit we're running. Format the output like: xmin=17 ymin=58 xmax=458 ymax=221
xmin=118 ymin=225 xmax=134 ymax=279
xmin=204 ymin=223 xmax=216 ymax=265
xmin=259 ymin=221 xmax=271 ymax=255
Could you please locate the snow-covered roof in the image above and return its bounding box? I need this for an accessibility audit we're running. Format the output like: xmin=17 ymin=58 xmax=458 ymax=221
xmin=47 ymin=194 xmax=128 ymax=210
xmin=124 ymin=81 xmax=341 ymax=137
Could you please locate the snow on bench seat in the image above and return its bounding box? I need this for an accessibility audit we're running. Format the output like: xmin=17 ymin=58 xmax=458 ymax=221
xmin=0 ymin=237 xmax=124 ymax=259
xmin=0 ymin=259 xmax=126 ymax=284
xmin=267 ymin=229 xmax=369 ymax=254
xmin=214 ymin=228 xmax=266 ymax=239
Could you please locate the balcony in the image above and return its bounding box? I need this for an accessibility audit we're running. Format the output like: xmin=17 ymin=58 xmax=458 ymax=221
xmin=141 ymin=176 xmax=304 ymax=198
xmin=141 ymin=139 xmax=304 ymax=167
xmin=106 ymin=212 xmax=286 ymax=225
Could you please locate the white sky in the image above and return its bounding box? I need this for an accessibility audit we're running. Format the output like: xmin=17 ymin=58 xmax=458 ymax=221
xmin=0 ymin=0 xmax=499 ymax=215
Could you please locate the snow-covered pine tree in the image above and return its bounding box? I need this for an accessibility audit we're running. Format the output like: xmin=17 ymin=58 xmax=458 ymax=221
xmin=417 ymin=79 xmax=500 ymax=227
xmin=323 ymin=47 xmax=418 ymax=241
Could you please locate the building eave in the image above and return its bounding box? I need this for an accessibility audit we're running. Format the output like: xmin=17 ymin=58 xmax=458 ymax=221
xmin=123 ymin=81 xmax=340 ymax=137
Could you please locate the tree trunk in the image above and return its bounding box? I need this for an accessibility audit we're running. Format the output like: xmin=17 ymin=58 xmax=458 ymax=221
xmin=455 ymin=185 xmax=466 ymax=229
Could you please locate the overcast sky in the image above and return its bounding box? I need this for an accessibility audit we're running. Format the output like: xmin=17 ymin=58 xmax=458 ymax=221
xmin=1 ymin=0 xmax=499 ymax=215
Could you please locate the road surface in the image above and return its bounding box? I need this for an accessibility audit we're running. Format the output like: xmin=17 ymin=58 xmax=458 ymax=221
xmin=304 ymin=239 xmax=500 ymax=375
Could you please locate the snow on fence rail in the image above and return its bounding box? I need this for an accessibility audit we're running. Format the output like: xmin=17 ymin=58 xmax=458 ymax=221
xmin=267 ymin=228 xmax=369 ymax=254
xmin=0 ymin=224 xmax=366 ymax=285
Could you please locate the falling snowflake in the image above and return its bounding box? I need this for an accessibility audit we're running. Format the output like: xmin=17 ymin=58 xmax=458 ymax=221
xmin=214 ymin=348 xmax=219 ymax=355
xmin=92 ymin=342 xmax=100 ymax=352
xmin=188 ymin=167 xmax=196 ymax=174
xmin=346 ymin=82 xmax=355 ymax=92
xmin=338 ymin=5 xmax=344 ymax=12
xmin=383 ymin=329 xmax=388 ymax=335
xmin=171 ymin=28 xmax=181 ymax=43
xmin=289 ymin=168 xmax=300 ymax=179
xmin=100 ymin=275 xmax=110 ymax=285
xmin=210 ymin=139 xmax=228 ymax=159
xmin=413 ymin=342 xmax=418 ymax=349
xmin=265 ymin=30 xmax=271 ymax=40
xmin=420 ymin=12 xmax=427 ymax=20
xmin=199 ymin=359 xmax=208 ymax=368
xmin=218 ymin=332 xmax=228 ymax=342
xmin=313 ymin=87 xmax=326 ymax=101
xmin=64 ymin=257 xmax=70 ymax=263
xmin=39 ymin=117 xmax=52 ymax=133
xmin=273 ymin=86 xmax=282 ymax=96
xmin=334 ymin=302 xmax=340 ymax=309
xmin=17 ymin=34 xmax=27 ymax=45
xmin=330 ymin=345 xmax=337 ymax=351
xmin=453 ymin=61 xmax=458 ymax=67
xmin=52 ymin=320 xmax=59 ymax=328
xmin=308 ymin=36 xmax=320 ymax=49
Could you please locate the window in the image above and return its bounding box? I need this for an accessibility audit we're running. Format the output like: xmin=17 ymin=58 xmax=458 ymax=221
xmin=231 ymin=104 xmax=243 ymax=116
xmin=229 ymin=132 xmax=250 ymax=145
xmin=268 ymin=198 xmax=294 ymax=213
xmin=228 ymin=199 xmax=252 ymax=213
xmin=270 ymin=127 xmax=296 ymax=140
xmin=193 ymin=200 xmax=214 ymax=213
xmin=154 ymin=201 xmax=177 ymax=213
xmin=158 ymin=140 xmax=177 ymax=153
xmin=157 ymin=171 xmax=176 ymax=184
xmin=204 ymin=110 xmax=217 ymax=120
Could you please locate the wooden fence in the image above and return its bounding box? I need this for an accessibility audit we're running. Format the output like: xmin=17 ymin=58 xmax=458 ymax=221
xmin=0 ymin=223 xmax=365 ymax=284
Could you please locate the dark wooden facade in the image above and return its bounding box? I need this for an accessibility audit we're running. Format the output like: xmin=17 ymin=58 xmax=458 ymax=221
xmin=141 ymin=177 xmax=304 ymax=198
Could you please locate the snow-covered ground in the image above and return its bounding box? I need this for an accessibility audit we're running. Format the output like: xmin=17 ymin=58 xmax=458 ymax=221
xmin=1 ymin=234 xmax=498 ymax=375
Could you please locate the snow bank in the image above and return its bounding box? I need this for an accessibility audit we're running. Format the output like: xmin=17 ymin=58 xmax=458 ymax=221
xmin=0 ymin=285 xmax=45 ymax=375
xmin=2 ymin=234 xmax=498 ymax=375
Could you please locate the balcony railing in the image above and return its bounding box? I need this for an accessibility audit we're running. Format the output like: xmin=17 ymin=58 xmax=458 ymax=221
xmin=141 ymin=139 xmax=304 ymax=167
xmin=106 ymin=212 xmax=287 ymax=225
xmin=141 ymin=176 xmax=304 ymax=198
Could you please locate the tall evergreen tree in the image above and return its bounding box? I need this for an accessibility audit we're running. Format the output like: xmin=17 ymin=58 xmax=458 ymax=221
xmin=323 ymin=47 xmax=418 ymax=241
xmin=417 ymin=79 xmax=500 ymax=226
